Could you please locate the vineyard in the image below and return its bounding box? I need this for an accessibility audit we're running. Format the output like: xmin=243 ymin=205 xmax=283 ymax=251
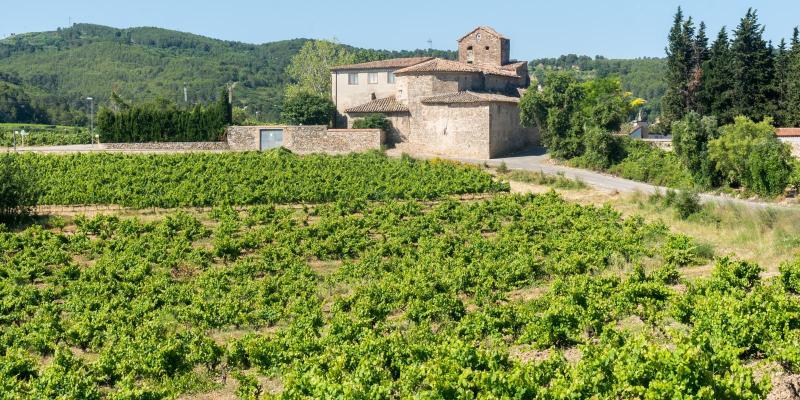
xmin=1 ymin=152 xmax=799 ymax=399
xmin=0 ymin=123 xmax=91 ymax=147
xmin=16 ymin=150 xmax=506 ymax=208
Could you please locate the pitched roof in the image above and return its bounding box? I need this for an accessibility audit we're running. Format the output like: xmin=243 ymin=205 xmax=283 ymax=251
xmin=420 ymin=91 xmax=520 ymax=105
xmin=393 ymin=57 xmax=525 ymax=78
xmin=777 ymin=128 xmax=800 ymax=137
xmin=394 ymin=58 xmax=482 ymax=75
xmin=457 ymin=26 xmax=509 ymax=42
xmin=331 ymin=57 xmax=433 ymax=71
xmin=482 ymin=63 xmax=526 ymax=78
xmin=345 ymin=96 xmax=409 ymax=113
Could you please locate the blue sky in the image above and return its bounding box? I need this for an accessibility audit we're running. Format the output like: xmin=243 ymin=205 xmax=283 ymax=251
xmin=2 ymin=0 xmax=799 ymax=59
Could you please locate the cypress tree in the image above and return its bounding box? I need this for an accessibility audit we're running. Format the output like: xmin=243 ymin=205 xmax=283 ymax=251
xmin=786 ymin=28 xmax=800 ymax=127
xmin=662 ymin=8 xmax=696 ymax=128
xmin=701 ymin=28 xmax=734 ymax=124
xmin=688 ymin=21 xmax=709 ymax=114
xmin=729 ymin=8 xmax=775 ymax=122
xmin=774 ymin=39 xmax=790 ymax=126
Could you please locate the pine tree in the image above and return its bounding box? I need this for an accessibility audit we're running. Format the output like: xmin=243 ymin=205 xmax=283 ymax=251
xmin=661 ymin=8 xmax=696 ymax=129
xmin=729 ymin=8 xmax=775 ymax=122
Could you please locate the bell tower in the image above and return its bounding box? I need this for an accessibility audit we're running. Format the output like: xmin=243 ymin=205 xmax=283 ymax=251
xmin=457 ymin=26 xmax=510 ymax=67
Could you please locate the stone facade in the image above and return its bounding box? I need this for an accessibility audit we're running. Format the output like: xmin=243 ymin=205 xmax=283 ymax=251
xmin=226 ymin=125 xmax=384 ymax=154
xmin=457 ymin=27 xmax=510 ymax=67
xmin=331 ymin=26 xmax=539 ymax=159
xmin=489 ymin=102 xmax=535 ymax=157
xmin=408 ymin=103 xmax=492 ymax=159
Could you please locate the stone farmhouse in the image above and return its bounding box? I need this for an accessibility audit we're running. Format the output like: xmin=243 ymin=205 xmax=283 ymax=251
xmin=331 ymin=27 xmax=538 ymax=159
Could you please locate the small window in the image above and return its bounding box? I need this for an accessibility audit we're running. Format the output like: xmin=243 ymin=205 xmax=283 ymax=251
xmin=387 ymin=71 xmax=396 ymax=84
xmin=485 ymin=46 xmax=490 ymax=51
xmin=348 ymin=73 xmax=358 ymax=85
xmin=466 ymin=46 xmax=474 ymax=64
xmin=368 ymin=72 xmax=378 ymax=84
xmin=476 ymin=33 xmax=482 ymax=42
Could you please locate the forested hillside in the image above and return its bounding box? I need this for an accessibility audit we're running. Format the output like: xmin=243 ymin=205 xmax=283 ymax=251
xmin=0 ymin=24 xmax=455 ymax=124
xmin=530 ymin=55 xmax=666 ymax=119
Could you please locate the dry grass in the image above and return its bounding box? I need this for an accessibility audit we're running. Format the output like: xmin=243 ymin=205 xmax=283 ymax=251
xmin=505 ymin=177 xmax=800 ymax=277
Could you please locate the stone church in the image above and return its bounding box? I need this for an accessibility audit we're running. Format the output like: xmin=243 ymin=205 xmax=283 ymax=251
xmin=331 ymin=27 xmax=538 ymax=159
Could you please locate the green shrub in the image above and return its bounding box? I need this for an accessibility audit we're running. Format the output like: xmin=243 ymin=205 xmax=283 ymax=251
xmin=606 ymin=138 xmax=694 ymax=188
xmin=0 ymin=153 xmax=33 ymax=222
xmin=672 ymin=190 xmax=702 ymax=219
xmin=352 ymin=113 xmax=391 ymax=132
xmin=709 ymin=116 xmax=791 ymax=197
xmin=280 ymin=90 xmax=335 ymax=126
xmin=580 ymin=127 xmax=620 ymax=169
xmin=652 ymin=264 xmax=681 ymax=284
xmin=233 ymin=371 xmax=262 ymax=400
xmin=711 ymin=256 xmax=762 ymax=291
xmin=661 ymin=234 xmax=701 ymax=267
xmin=745 ymin=139 xmax=792 ymax=197
xmin=496 ymin=161 xmax=509 ymax=173
xmin=671 ymin=112 xmax=719 ymax=187
xmin=779 ymin=258 xmax=800 ymax=294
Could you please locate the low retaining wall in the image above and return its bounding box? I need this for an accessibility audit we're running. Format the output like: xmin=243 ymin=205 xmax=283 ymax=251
xmin=226 ymin=125 xmax=384 ymax=154
xmin=103 ymin=142 xmax=229 ymax=151
xmin=642 ymin=139 xmax=673 ymax=152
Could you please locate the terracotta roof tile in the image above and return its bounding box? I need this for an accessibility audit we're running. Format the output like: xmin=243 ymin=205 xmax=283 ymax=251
xmin=420 ymin=91 xmax=520 ymax=105
xmin=393 ymin=58 xmax=524 ymax=78
xmin=777 ymin=128 xmax=800 ymax=137
xmin=331 ymin=57 xmax=433 ymax=71
xmin=482 ymin=64 xmax=525 ymax=78
xmin=345 ymin=96 xmax=409 ymax=113
xmin=394 ymin=58 xmax=482 ymax=75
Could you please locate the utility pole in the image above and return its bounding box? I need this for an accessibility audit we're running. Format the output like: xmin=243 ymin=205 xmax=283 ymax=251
xmin=183 ymin=83 xmax=188 ymax=103
xmin=227 ymin=82 xmax=237 ymax=104
xmin=86 ymin=97 xmax=94 ymax=144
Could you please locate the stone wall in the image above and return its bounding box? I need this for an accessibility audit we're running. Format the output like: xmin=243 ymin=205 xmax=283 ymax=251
xmin=489 ymin=103 xmax=539 ymax=157
xmin=457 ymin=28 xmax=509 ymax=66
xmin=103 ymin=142 xmax=229 ymax=151
xmin=288 ymin=127 xmax=384 ymax=154
xmin=407 ymin=102 xmax=492 ymax=159
xmin=779 ymin=137 xmax=800 ymax=157
xmin=226 ymin=125 xmax=279 ymax=151
xmin=347 ymin=112 xmax=411 ymax=144
xmin=642 ymin=139 xmax=673 ymax=152
xmin=226 ymin=125 xmax=384 ymax=154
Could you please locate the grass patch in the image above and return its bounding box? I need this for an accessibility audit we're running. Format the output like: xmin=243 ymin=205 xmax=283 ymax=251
xmin=501 ymin=169 xmax=587 ymax=190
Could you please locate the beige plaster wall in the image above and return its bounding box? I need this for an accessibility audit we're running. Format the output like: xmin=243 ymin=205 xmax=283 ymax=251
xmin=332 ymin=70 xmax=398 ymax=126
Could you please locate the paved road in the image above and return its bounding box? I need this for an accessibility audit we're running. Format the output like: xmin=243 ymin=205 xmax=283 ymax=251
xmin=387 ymin=147 xmax=789 ymax=209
